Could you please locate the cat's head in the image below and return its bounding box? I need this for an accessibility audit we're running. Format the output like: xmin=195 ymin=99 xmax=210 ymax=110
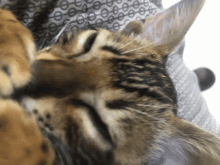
xmin=19 ymin=0 xmax=206 ymax=164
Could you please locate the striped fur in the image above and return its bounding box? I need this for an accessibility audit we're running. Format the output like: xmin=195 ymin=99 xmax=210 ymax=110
xmin=1 ymin=0 xmax=220 ymax=164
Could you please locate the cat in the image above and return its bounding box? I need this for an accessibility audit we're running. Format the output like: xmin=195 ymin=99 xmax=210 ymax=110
xmin=1 ymin=0 xmax=220 ymax=164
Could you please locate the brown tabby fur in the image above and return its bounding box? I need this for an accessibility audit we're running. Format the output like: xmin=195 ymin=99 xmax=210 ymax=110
xmin=1 ymin=0 xmax=220 ymax=164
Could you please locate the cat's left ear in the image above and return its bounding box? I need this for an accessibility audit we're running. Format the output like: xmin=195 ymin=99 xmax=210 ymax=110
xmin=120 ymin=20 xmax=143 ymax=37
xmin=140 ymin=0 xmax=206 ymax=55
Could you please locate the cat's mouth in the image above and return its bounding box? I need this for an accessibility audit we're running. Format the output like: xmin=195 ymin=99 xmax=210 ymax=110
xmin=21 ymin=96 xmax=115 ymax=164
xmin=42 ymin=131 xmax=73 ymax=165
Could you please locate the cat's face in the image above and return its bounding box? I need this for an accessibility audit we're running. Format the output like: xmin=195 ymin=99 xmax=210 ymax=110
xmin=21 ymin=27 xmax=176 ymax=164
xmin=18 ymin=0 xmax=206 ymax=164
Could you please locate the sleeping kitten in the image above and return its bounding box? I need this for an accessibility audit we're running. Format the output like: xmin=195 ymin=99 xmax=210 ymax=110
xmin=1 ymin=0 xmax=220 ymax=164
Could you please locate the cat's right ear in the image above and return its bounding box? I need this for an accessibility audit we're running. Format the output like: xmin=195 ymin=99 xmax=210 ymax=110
xmin=140 ymin=0 xmax=206 ymax=55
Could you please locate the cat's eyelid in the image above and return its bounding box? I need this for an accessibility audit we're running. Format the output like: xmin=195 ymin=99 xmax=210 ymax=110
xmin=83 ymin=32 xmax=98 ymax=53
xmin=101 ymin=46 xmax=121 ymax=55
xmin=64 ymin=32 xmax=98 ymax=60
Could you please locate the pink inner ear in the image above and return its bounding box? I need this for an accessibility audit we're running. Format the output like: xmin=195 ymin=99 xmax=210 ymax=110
xmin=139 ymin=0 xmax=205 ymax=55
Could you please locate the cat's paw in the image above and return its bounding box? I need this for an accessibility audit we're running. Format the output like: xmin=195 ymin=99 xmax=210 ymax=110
xmin=0 ymin=99 xmax=55 ymax=165
xmin=0 ymin=9 xmax=36 ymax=97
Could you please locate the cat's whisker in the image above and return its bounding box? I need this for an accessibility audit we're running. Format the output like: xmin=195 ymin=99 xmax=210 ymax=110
xmin=38 ymin=30 xmax=49 ymax=51
xmin=118 ymin=37 xmax=138 ymax=50
xmin=137 ymin=104 xmax=167 ymax=109
xmin=120 ymin=37 xmax=160 ymax=55
xmin=50 ymin=19 xmax=74 ymax=46
xmin=140 ymin=39 xmax=162 ymax=49
xmin=125 ymin=107 xmax=161 ymax=121
xmin=121 ymin=45 xmax=146 ymax=54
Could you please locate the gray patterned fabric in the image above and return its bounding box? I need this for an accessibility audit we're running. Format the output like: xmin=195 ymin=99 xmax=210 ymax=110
xmin=167 ymin=42 xmax=220 ymax=135
xmin=0 ymin=0 xmax=161 ymax=49
xmin=0 ymin=0 xmax=219 ymax=136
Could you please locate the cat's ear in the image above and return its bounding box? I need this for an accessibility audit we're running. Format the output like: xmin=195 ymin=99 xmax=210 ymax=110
xmin=120 ymin=20 xmax=143 ymax=37
xmin=140 ymin=0 xmax=206 ymax=55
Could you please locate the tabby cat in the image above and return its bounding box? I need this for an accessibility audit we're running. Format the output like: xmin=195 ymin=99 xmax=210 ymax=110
xmin=0 ymin=0 xmax=220 ymax=164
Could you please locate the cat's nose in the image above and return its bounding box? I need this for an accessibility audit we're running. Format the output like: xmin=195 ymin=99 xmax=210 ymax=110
xmin=31 ymin=59 xmax=72 ymax=84
xmin=30 ymin=59 xmax=95 ymax=97
xmin=29 ymin=60 xmax=79 ymax=97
